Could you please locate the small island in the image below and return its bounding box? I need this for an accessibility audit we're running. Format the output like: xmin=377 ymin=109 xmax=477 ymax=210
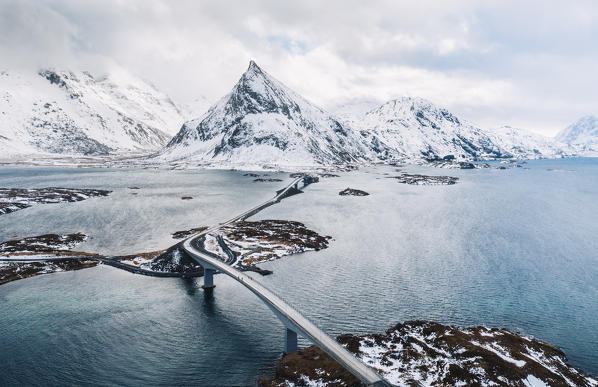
xmin=259 ymin=320 xmax=597 ymax=386
xmin=0 ymin=187 xmax=111 ymax=216
xmin=388 ymin=173 xmax=459 ymax=185
xmin=0 ymin=220 xmax=331 ymax=285
xmin=339 ymin=188 xmax=370 ymax=196
xmin=0 ymin=233 xmax=101 ymax=285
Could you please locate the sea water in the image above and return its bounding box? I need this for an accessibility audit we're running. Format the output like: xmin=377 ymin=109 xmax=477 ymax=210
xmin=0 ymin=159 xmax=596 ymax=385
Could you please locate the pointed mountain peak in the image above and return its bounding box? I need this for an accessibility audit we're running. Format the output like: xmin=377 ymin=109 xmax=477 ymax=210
xmin=229 ymin=61 xmax=301 ymax=115
xmin=247 ymin=60 xmax=260 ymax=71
xmin=244 ymin=60 xmax=267 ymax=78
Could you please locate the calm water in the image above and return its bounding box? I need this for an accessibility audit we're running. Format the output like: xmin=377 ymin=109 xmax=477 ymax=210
xmin=1 ymin=159 xmax=597 ymax=385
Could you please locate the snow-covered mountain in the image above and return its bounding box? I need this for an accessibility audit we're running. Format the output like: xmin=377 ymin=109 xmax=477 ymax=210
xmin=556 ymin=116 xmax=598 ymax=155
xmin=162 ymin=61 xmax=370 ymax=167
xmin=0 ymin=68 xmax=185 ymax=157
xmin=181 ymin=95 xmax=212 ymax=121
xmin=353 ymin=97 xmax=507 ymax=161
xmin=330 ymin=98 xmax=382 ymax=124
xmin=1 ymin=61 xmax=574 ymax=167
xmin=162 ymin=63 xmax=571 ymax=168
xmin=487 ymin=125 xmax=570 ymax=159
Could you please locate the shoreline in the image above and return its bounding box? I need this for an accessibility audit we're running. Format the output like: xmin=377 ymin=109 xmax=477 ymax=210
xmin=259 ymin=320 xmax=598 ymax=386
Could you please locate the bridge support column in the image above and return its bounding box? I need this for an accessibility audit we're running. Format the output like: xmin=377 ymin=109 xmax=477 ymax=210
xmin=284 ymin=328 xmax=298 ymax=354
xmin=202 ymin=268 xmax=215 ymax=289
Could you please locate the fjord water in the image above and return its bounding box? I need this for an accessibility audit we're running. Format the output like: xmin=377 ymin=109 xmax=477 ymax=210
xmin=0 ymin=159 xmax=597 ymax=385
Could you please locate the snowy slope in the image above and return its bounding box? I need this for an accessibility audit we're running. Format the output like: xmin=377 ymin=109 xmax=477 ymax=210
xmin=162 ymin=61 xmax=370 ymax=167
xmin=488 ymin=125 xmax=570 ymax=159
xmin=351 ymin=97 xmax=572 ymax=162
xmin=355 ymin=97 xmax=507 ymax=161
xmin=0 ymin=68 xmax=185 ymax=157
xmin=556 ymin=116 xmax=598 ymax=155
xmin=180 ymin=95 xmax=212 ymax=121
xmin=330 ymin=98 xmax=382 ymax=124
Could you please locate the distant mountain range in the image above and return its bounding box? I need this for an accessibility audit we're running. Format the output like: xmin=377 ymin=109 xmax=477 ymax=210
xmin=162 ymin=61 xmax=575 ymax=167
xmin=556 ymin=116 xmax=598 ymax=156
xmin=0 ymin=67 xmax=188 ymax=157
xmin=1 ymin=61 xmax=595 ymax=167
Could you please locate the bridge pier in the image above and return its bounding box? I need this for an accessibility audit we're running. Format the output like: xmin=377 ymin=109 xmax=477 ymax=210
xmin=284 ymin=328 xmax=298 ymax=353
xmin=202 ymin=268 xmax=215 ymax=289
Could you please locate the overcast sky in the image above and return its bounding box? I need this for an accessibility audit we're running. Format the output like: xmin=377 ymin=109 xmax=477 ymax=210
xmin=1 ymin=0 xmax=597 ymax=135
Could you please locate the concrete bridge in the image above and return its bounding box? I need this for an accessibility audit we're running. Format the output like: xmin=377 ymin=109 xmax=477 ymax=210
xmin=181 ymin=176 xmax=390 ymax=386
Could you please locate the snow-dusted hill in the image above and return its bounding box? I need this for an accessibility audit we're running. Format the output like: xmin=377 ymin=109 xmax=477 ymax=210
xmin=161 ymin=61 xmax=370 ymax=168
xmin=343 ymin=97 xmax=571 ymax=162
xmin=354 ymin=97 xmax=507 ymax=161
xmin=330 ymin=98 xmax=381 ymax=124
xmin=556 ymin=116 xmax=598 ymax=155
xmin=0 ymin=68 xmax=185 ymax=157
xmin=488 ymin=125 xmax=571 ymax=159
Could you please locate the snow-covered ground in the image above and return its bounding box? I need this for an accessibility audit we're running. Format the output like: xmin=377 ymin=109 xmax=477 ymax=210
xmin=0 ymin=233 xmax=98 ymax=285
xmin=260 ymin=321 xmax=598 ymax=387
xmin=0 ymin=187 xmax=111 ymax=216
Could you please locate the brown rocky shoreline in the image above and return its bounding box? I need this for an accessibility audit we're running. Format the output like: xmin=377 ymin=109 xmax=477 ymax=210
xmin=259 ymin=320 xmax=597 ymax=386
xmin=0 ymin=220 xmax=331 ymax=285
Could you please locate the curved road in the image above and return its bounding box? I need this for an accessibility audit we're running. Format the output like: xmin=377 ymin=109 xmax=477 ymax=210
xmin=181 ymin=177 xmax=390 ymax=386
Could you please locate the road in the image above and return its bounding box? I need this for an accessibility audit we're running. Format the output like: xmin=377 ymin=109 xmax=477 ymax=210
xmin=181 ymin=177 xmax=391 ymax=386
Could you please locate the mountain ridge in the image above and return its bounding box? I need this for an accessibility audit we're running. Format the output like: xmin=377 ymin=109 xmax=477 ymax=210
xmin=162 ymin=61 xmax=370 ymax=167
xmin=0 ymin=67 xmax=186 ymax=157
xmin=1 ymin=61 xmax=584 ymax=167
xmin=556 ymin=116 xmax=598 ymax=155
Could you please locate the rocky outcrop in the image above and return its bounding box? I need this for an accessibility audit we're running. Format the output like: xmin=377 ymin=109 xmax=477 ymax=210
xmin=387 ymin=173 xmax=459 ymax=185
xmin=339 ymin=188 xmax=370 ymax=196
xmin=260 ymin=320 xmax=598 ymax=386
xmin=0 ymin=187 xmax=111 ymax=216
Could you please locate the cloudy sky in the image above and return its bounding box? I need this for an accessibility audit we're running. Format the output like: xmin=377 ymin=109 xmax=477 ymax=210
xmin=1 ymin=0 xmax=597 ymax=135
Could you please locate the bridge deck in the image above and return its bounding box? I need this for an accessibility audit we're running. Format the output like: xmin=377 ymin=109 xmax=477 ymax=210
xmin=181 ymin=177 xmax=390 ymax=386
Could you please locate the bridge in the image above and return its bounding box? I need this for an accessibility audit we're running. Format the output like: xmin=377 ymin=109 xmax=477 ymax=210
xmin=181 ymin=176 xmax=391 ymax=386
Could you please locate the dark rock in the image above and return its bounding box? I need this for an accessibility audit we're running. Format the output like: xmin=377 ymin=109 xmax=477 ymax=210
xmin=0 ymin=187 xmax=111 ymax=216
xmin=388 ymin=173 xmax=459 ymax=185
xmin=171 ymin=227 xmax=208 ymax=239
xmin=458 ymin=162 xmax=475 ymax=169
xmin=339 ymin=188 xmax=370 ymax=196
xmin=0 ymin=233 xmax=88 ymax=253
